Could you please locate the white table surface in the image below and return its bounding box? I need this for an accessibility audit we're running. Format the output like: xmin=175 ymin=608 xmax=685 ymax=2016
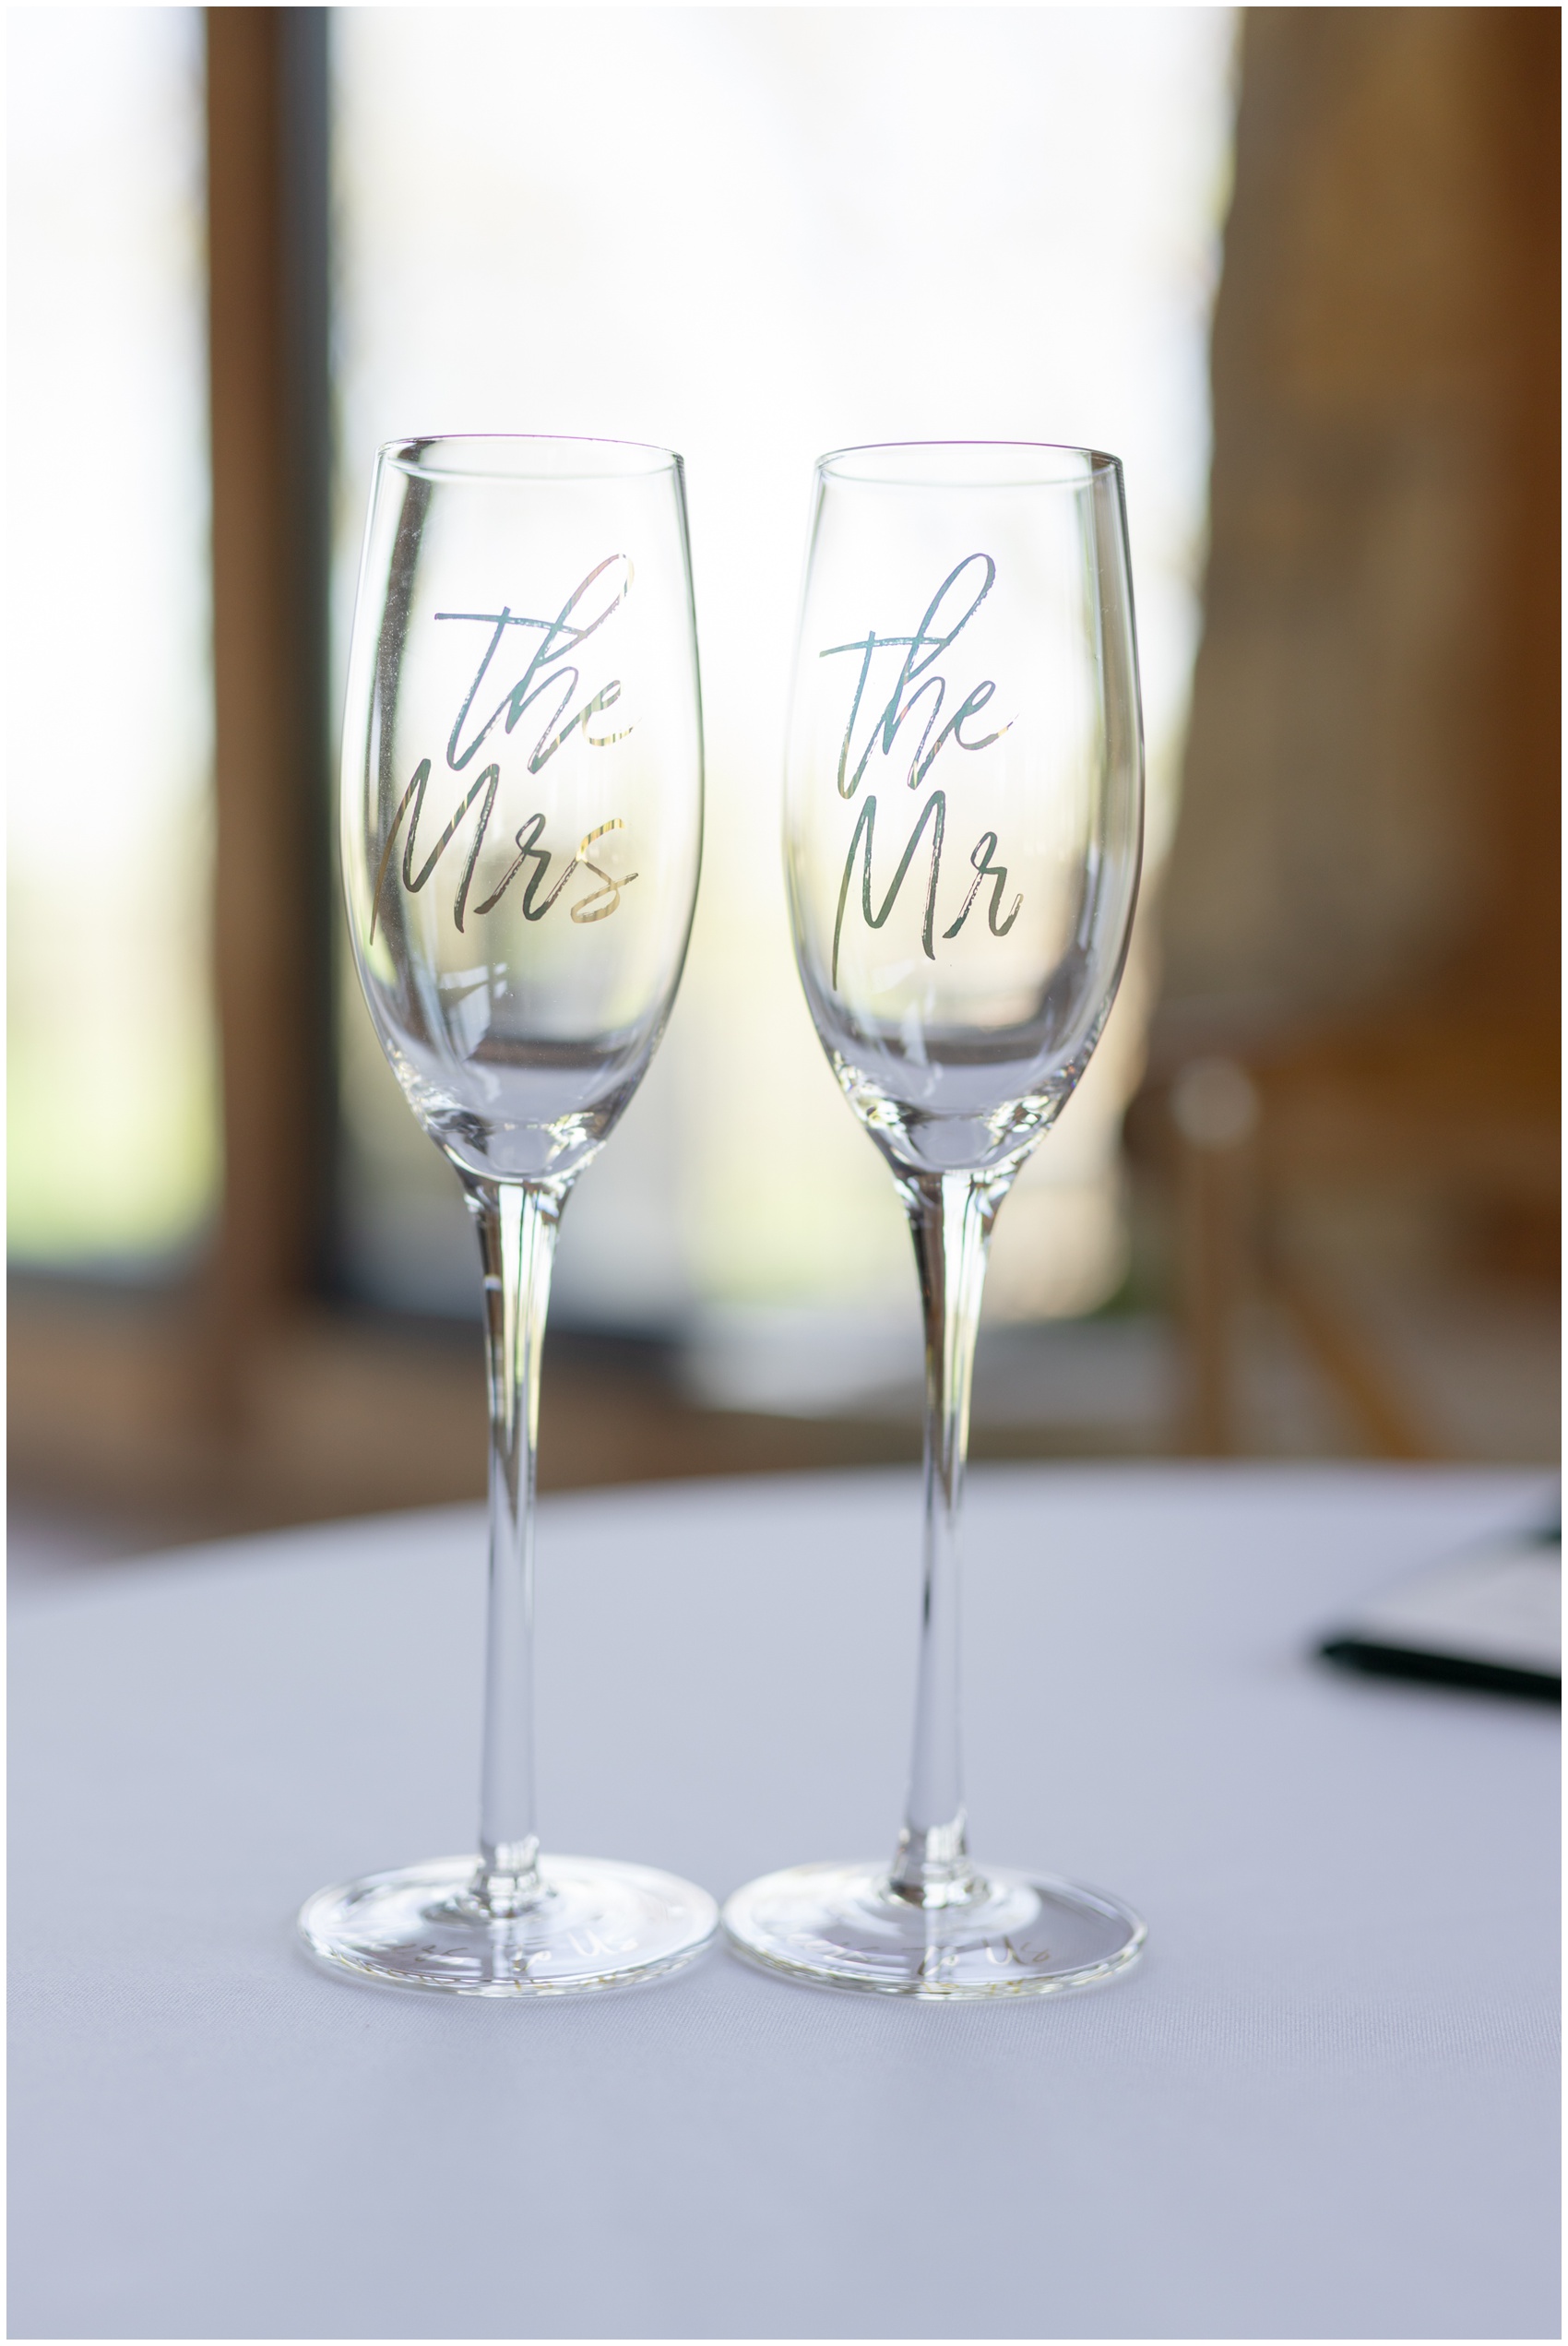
xmin=9 ymin=1465 xmax=1560 ymax=2340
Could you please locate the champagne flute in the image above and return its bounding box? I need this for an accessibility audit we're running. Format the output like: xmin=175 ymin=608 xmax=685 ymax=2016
xmin=723 ymin=442 xmax=1147 ymax=1996
xmin=300 ymin=435 xmax=714 ymax=1994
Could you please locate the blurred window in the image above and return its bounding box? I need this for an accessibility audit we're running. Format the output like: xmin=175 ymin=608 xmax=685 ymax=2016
xmin=7 ymin=8 xmax=218 ymax=1273
xmin=329 ymin=9 xmax=1239 ymax=1337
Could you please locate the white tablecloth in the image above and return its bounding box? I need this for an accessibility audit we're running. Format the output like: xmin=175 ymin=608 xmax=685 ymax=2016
xmin=10 ymin=1466 xmax=1560 ymax=2340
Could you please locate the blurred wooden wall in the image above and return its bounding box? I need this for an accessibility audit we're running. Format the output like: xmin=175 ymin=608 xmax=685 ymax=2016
xmin=1145 ymin=6 xmax=1558 ymax=1455
xmin=1163 ymin=7 xmax=1559 ymax=1047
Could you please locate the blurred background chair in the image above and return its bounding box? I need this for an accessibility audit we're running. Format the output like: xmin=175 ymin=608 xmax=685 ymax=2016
xmin=1132 ymin=6 xmax=1559 ymax=1462
xmin=8 ymin=6 xmax=1558 ymax=1566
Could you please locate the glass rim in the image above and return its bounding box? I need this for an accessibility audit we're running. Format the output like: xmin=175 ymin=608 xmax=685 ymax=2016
xmin=380 ymin=433 xmax=682 ymax=485
xmin=815 ymin=438 xmax=1122 ymax=489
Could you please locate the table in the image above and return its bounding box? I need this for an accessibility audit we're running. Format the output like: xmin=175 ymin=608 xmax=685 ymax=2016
xmin=10 ymin=1466 xmax=1559 ymax=2340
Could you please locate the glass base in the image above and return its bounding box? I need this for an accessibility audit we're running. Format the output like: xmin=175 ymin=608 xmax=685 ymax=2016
xmin=721 ymin=1860 xmax=1145 ymax=1999
xmin=298 ymin=1854 xmax=718 ymax=1996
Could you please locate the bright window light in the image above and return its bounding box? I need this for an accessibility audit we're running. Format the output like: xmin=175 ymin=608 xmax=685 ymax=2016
xmin=8 ymin=7 xmax=218 ymax=1270
xmin=332 ymin=7 xmax=1237 ymax=1338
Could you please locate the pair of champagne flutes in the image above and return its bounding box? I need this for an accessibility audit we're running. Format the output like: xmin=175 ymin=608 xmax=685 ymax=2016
xmin=300 ymin=435 xmax=1146 ymax=2000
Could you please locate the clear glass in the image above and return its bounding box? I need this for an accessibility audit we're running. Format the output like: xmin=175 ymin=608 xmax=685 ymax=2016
xmin=300 ymin=435 xmax=715 ymax=1993
xmin=722 ymin=442 xmax=1147 ymax=1995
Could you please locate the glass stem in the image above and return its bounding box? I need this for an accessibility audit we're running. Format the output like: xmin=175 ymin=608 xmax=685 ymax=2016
xmin=889 ymin=1165 xmax=1008 ymax=1904
xmin=460 ymin=1173 xmax=568 ymax=1918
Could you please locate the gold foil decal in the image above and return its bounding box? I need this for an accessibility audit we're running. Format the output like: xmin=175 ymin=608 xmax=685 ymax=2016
xmin=568 ymin=820 xmax=639 ymax=923
xmin=820 ymin=553 xmax=1021 ymax=985
xmin=368 ymin=556 xmax=640 ymax=944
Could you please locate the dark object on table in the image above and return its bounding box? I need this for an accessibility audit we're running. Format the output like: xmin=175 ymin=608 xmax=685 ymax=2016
xmin=1320 ymin=1520 xmax=1561 ymax=1703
